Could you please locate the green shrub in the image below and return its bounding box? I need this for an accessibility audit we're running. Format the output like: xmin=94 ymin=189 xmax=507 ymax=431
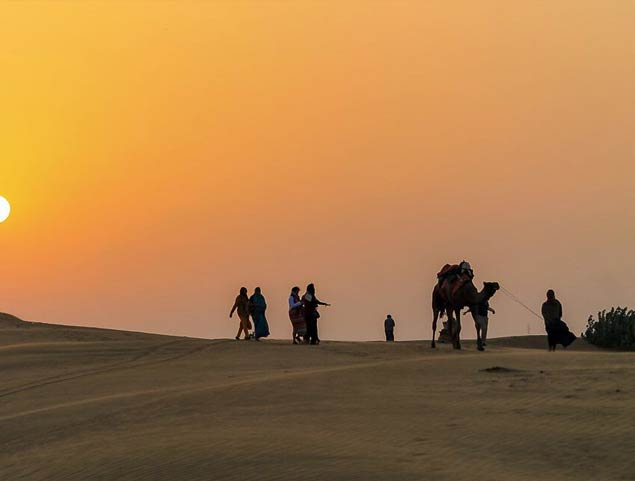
xmin=583 ymin=307 xmax=635 ymax=349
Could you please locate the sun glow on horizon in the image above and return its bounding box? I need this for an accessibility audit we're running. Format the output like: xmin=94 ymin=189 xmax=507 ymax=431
xmin=0 ymin=196 xmax=11 ymax=223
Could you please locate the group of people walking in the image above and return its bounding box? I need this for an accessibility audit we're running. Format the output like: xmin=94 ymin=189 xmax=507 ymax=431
xmin=229 ymin=284 xmax=330 ymax=344
xmin=229 ymin=287 xmax=270 ymax=341
xmin=288 ymin=284 xmax=330 ymax=344
xmin=230 ymin=285 xmax=575 ymax=352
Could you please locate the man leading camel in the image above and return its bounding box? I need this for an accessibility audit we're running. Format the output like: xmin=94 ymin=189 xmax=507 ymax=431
xmin=432 ymin=269 xmax=499 ymax=350
xmin=464 ymin=300 xmax=495 ymax=348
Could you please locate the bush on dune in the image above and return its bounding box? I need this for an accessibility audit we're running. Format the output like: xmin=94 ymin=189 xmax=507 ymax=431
xmin=583 ymin=307 xmax=635 ymax=350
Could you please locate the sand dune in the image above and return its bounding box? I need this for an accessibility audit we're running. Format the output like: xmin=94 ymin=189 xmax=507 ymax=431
xmin=1 ymin=317 xmax=633 ymax=481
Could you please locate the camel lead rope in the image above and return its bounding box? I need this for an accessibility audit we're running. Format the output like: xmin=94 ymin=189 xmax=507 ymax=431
xmin=500 ymin=286 xmax=544 ymax=321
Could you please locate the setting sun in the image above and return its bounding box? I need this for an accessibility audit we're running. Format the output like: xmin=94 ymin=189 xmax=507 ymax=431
xmin=0 ymin=196 xmax=10 ymax=223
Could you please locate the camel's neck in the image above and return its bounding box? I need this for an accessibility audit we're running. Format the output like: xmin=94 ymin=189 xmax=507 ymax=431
xmin=453 ymin=281 xmax=495 ymax=309
xmin=466 ymin=285 xmax=492 ymax=306
xmin=474 ymin=287 xmax=493 ymax=304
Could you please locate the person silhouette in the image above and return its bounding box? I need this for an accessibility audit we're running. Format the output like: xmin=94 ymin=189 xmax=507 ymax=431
xmin=288 ymin=286 xmax=306 ymax=344
xmin=302 ymin=283 xmax=330 ymax=345
xmin=541 ymin=290 xmax=576 ymax=351
xmin=249 ymin=287 xmax=270 ymax=341
xmin=229 ymin=287 xmax=252 ymax=340
xmin=384 ymin=315 xmax=395 ymax=341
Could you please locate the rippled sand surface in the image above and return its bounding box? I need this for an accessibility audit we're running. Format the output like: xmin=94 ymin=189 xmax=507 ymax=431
xmin=1 ymin=318 xmax=633 ymax=481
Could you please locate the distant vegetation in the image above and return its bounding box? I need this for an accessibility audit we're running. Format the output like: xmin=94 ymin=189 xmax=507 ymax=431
xmin=584 ymin=307 xmax=635 ymax=350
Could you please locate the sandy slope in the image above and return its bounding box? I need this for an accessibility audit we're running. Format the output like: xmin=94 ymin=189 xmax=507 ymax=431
xmin=1 ymin=317 xmax=633 ymax=481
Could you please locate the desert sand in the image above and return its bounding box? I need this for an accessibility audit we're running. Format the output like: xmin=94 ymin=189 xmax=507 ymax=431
xmin=1 ymin=312 xmax=633 ymax=481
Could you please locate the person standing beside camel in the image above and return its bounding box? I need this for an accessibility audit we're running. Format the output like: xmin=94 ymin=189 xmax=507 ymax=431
xmin=464 ymin=301 xmax=494 ymax=347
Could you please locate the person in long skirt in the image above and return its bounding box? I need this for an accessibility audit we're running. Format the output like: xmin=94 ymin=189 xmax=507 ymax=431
xmin=288 ymin=286 xmax=306 ymax=344
xmin=541 ymin=289 xmax=576 ymax=351
xmin=302 ymin=283 xmax=330 ymax=345
xmin=249 ymin=287 xmax=270 ymax=341
xmin=229 ymin=287 xmax=252 ymax=340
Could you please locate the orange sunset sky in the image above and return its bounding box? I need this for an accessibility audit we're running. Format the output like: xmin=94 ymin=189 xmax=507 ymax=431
xmin=1 ymin=1 xmax=634 ymax=341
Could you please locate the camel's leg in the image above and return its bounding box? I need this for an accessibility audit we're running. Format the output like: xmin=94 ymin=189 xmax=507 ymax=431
xmin=474 ymin=314 xmax=484 ymax=351
xmin=431 ymin=309 xmax=439 ymax=348
xmin=482 ymin=317 xmax=488 ymax=347
xmin=454 ymin=309 xmax=462 ymax=350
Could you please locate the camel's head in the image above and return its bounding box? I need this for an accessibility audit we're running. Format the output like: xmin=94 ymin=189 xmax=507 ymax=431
xmin=483 ymin=282 xmax=500 ymax=298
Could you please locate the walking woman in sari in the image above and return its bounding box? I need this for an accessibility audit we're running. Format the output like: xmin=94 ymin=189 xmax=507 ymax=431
xmin=302 ymin=283 xmax=330 ymax=345
xmin=249 ymin=287 xmax=270 ymax=341
xmin=288 ymin=286 xmax=306 ymax=344
xmin=229 ymin=287 xmax=252 ymax=340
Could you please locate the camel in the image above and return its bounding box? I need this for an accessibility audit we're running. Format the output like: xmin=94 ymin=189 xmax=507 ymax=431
xmin=431 ymin=280 xmax=500 ymax=350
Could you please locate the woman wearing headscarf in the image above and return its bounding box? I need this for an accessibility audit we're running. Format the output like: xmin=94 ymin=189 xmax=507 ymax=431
xmin=541 ymin=289 xmax=576 ymax=351
xmin=302 ymin=283 xmax=330 ymax=345
xmin=249 ymin=287 xmax=270 ymax=341
xmin=229 ymin=287 xmax=252 ymax=340
xmin=288 ymin=286 xmax=306 ymax=344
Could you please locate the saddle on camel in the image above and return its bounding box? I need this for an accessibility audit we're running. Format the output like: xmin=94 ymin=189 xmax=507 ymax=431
xmin=437 ymin=261 xmax=474 ymax=304
xmin=431 ymin=261 xmax=499 ymax=350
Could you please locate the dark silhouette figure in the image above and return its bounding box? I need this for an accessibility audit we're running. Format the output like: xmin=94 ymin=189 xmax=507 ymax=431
xmin=229 ymin=287 xmax=252 ymax=340
xmin=302 ymin=283 xmax=330 ymax=345
xmin=288 ymin=286 xmax=306 ymax=344
xmin=541 ymin=290 xmax=576 ymax=351
xmin=464 ymin=301 xmax=495 ymax=350
xmin=384 ymin=315 xmax=395 ymax=341
xmin=249 ymin=287 xmax=270 ymax=341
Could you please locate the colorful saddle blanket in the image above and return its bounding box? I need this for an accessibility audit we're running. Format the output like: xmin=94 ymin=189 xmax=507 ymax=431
xmin=437 ymin=263 xmax=473 ymax=301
